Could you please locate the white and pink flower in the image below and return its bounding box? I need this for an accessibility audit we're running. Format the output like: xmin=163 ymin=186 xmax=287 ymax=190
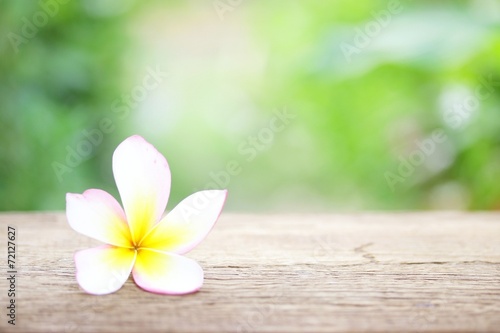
xmin=66 ymin=135 xmax=227 ymax=295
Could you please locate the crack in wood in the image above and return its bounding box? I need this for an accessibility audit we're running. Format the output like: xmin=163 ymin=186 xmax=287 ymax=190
xmin=354 ymin=242 xmax=378 ymax=263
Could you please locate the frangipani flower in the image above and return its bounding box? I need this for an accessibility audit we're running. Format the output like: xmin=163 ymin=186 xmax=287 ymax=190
xmin=66 ymin=135 xmax=227 ymax=295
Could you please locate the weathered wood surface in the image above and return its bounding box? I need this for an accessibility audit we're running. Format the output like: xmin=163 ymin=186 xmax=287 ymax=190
xmin=0 ymin=212 xmax=499 ymax=333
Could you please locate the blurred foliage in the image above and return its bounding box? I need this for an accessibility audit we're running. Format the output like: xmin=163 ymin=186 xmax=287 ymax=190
xmin=1 ymin=0 xmax=500 ymax=212
xmin=239 ymin=0 xmax=500 ymax=211
xmin=0 ymin=1 xmax=133 ymax=210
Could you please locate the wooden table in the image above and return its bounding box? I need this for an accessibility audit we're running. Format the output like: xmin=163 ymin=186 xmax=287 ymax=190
xmin=0 ymin=212 xmax=499 ymax=332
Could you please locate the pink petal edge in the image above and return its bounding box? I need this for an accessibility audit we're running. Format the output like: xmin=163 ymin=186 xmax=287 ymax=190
xmin=140 ymin=189 xmax=228 ymax=254
xmin=74 ymin=245 xmax=137 ymax=295
xmin=112 ymin=135 xmax=171 ymax=244
xmin=66 ymin=189 xmax=131 ymax=247
xmin=132 ymin=249 xmax=204 ymax=295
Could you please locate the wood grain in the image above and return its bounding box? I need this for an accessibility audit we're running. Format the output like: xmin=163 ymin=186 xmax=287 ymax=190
xmin=0 ymin=212 xmax=499 ymax=332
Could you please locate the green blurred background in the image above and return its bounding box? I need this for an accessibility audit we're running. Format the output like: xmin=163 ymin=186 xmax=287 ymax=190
xmin=1 ymin=0 xmax=500 ymax=212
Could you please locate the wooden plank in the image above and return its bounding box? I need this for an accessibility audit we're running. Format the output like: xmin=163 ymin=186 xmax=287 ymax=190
xmin=0 ymin=212 xmax=499 ymax=332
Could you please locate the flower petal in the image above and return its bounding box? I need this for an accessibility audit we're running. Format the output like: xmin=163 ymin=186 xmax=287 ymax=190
xmin=139 ymin=190 xmax=227 ymax=254
xmin=112 ymin=135 xmax=171 ymax=244
xmin=66 ymin=189 xmax=133 ymax=247
xmin=132 ymin=249 xmax=203 ymax=295
xmin=74 ymin=245 xmax=136 ymax=295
